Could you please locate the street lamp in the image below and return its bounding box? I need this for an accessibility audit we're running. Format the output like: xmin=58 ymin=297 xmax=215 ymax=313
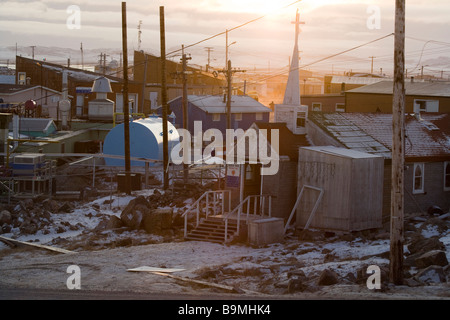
xmin=225 ymin=29 xmax=237 ymax=68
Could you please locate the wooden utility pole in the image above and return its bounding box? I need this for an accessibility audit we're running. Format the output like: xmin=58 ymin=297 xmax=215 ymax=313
xmin=121 ymin=1 xmax=132 ymax=195
xmin=160 ymin=6 xmax=169 ymax=190
xmin=369 ymin=56 xmax=376 ymax=74
xmin=80 ymin=42 xmax=84 ymax=70
xmin=226 ymin=60 xmax=232 ymax=130
xmin=140 ymin=54 xmax=148 ymax=114
xmin=390 ymin=0 xmax=406 ymax=285
xmin=181 ymin=46 xmax=191 ymax=185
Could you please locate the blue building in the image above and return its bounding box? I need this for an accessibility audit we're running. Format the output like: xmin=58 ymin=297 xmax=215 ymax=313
xmin=160 ymin=95 xmax=272 ymax=135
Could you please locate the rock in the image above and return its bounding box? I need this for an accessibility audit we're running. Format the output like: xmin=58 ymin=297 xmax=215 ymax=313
xmin=19 ymin=199 xmax=34 ymax=211
xmin=121 ymin=204 xmax=149 ymax=229
xmin=287 ymin=278 xmax=308 ymax=293
xmin=58 ymin=202 xmax=74 ymax=213
xmin=407 ymin=236 xmax=445 ymax=256
xmin=42 ymin=199 xmax=60 ymax=213
xmin=106 ymin=215 xmax=124 ymax=229
xmin=0 ymin=210 xmax=12 ymax=225
xmin=142 ymin=208 xmax=173 ymax=234
xmin=414 ymin=266 xmax=446 ymax=284
xmin=415 ymin=250 xmax=448 ymax=268
xmin=317 ymin=269 xmax=339 ymax=286
xmin=120 ymin=196 xmax=151 ymax=228
xmin=403 ymin=277 xmax=422 ymax=287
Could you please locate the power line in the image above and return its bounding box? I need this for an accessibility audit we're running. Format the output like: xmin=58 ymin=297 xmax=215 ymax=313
xmin=165 ymin=0 xmax=302 ymax=57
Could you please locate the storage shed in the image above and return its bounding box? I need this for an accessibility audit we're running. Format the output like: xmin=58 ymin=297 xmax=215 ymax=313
xmin=296 ymin=146 xmax=384 ymax=232
xmin=103 ymin=117 xmax=179 ymax=167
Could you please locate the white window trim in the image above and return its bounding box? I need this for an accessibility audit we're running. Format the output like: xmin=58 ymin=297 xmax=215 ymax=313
xmin=234 ymin=113 xmax=242 ymax=121
xmin=413 ymin=99 xmax=439 ymax=113
xmin=255 ymin=112 xmax=263 ymax=121
xmin=413 ymin=163 xmax=425 ymax=194
xmin=312 ymin=102 xmax=322 ymax=111
xmin=444 ymin=161 xmax=450 ymax=192
xmin=212 ymin=113 xmax=221 ymax=122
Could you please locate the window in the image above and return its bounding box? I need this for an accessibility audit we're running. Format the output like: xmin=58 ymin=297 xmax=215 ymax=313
xmin=413 ymin=163 xmax=425 ymax=194
xmin=234 ymin=113 xmax=242 ymax=121
xmin=212 ymin=113 xmax=220 ymax=122
xmin=255 ymin=113 xmax=263 ymax=121
xmin=312 ymin=103 xmax=322 ymax=111
xmin=17 ymin=72 xmax=26 ymax=85
xmin=336 ymin=103 xmax=346 ymax=112
xmin=414 ymin=99 xmax=439 ymax=113
xmin=296 ymin=111 xmax=306 ymax=128
xmin=445 ymin=162 xmax=450 ymax=191
xmin=245 ymin=165 xmax=253 ymax=180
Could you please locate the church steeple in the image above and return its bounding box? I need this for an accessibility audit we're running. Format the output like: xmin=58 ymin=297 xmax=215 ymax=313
xmin=283 ymin=9 xmax=305 ymax=106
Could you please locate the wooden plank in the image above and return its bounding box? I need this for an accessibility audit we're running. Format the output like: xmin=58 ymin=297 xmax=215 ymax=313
xmin=0 ymin=236 xmax=75 ymax=254
xmin=127 ymin=266 xmax=185 ymax=273
xmin=150 ymin=271 xmax=261 ymax=295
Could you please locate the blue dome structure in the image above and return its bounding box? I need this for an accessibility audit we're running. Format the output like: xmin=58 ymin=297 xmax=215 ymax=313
xmin=103 ymin=117 xmax=179 ymax=167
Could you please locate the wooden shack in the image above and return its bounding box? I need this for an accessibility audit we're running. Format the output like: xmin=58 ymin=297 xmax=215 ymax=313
xmin=296 ymin=146 xmax=384 ymax=232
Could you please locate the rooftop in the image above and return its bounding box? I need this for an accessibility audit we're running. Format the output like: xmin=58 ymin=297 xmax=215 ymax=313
xmin=346 ymin=80 xmax=450 ymax=97
xmin=182 ymin=95 xmax=272 ymax=114
xmin=309 ymin=112 xmax=450 ymax=160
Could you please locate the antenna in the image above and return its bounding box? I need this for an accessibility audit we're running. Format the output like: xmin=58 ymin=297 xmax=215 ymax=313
xmin=137 ymin=20 xmax=142 ymax=51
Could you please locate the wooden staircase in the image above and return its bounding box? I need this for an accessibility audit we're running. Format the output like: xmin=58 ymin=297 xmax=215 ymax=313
xmin=182 ymin=191 xmax=273 ymax=244
xmin=184 ymin=216 xmax=238 ymax=244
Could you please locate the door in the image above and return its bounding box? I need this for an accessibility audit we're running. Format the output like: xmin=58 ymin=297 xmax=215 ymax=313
xmin=243 ymin=164 xmax=262 ymax=214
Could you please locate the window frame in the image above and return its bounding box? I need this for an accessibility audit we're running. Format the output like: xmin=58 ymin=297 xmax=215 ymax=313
xmin=234 ymin=113 xmax=242 ymax=121
xmin=312 ymin=102 xmax=322 ymax=112
xmin=212 ymin=113 xmax=221 ymax=122
xmin=444 ymin=161 xmax=450 ymax=192
xmin=296 ymin=111 xmax=306 ymax=128
xmin=413 ymin=162 xmax=425 ymax=194
xmin=336 ymin=103 xmax=346 ymax=112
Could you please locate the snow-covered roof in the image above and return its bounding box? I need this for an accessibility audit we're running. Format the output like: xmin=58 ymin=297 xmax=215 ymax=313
xmin=347 ymin=80 xmax=450 ymax=97
xmin=187 ymin=95 xmax=271 ymax=114
xmin=330 ymin=76 xmax=385 ymax=86
xmin=309 ymin=112 xmax=450 ymax=160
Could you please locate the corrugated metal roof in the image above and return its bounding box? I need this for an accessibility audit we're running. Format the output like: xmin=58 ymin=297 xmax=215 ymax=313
xmin=309 ymin=112 xmax=450 ymax=159
xmin=301 ymin=146 xmax=383 ymax=159
xmin=309 ymin=112 xmax=391 ymax=157
xmin=347 ymin=80 xmax=450 ymax=97
xmin=188 ymin=95 xmax=272 ymax=114
xmin=331 ymin=76 xmax=385 ymax=85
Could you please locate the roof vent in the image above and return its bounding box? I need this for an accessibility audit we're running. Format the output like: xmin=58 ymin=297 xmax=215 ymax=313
xmin=92 ymin=76 xmax=112 ymax=93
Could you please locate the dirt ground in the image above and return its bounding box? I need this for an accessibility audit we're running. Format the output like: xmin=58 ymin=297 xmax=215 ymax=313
xmin=0 ymin=187 xmax=449 ymax=300
xmin=0 ymin=237 xmax=449 ymax=300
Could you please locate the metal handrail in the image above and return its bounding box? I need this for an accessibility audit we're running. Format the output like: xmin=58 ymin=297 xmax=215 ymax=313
xmin=223 ymin=194 xmax=272 ymax=243
xmin=182 ymin=190 xmax=231 ymax=238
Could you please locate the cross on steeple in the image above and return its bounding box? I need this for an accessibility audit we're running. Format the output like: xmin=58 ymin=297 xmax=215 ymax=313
xmin=283 ymin=9 xmax=305 ymax=106
xmin=292 ymin=9 xmax=305 ymax=46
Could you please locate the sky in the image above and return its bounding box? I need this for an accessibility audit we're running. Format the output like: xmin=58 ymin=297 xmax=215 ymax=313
xmin=0 ymin=0 xmax=449 ymax=78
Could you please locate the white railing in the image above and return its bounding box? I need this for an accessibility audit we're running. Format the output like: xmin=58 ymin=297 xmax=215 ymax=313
xmin=223 ymin=194 xmax=272 ymax=243
xmin=182 ymin=190 xmax=231 ymax=238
